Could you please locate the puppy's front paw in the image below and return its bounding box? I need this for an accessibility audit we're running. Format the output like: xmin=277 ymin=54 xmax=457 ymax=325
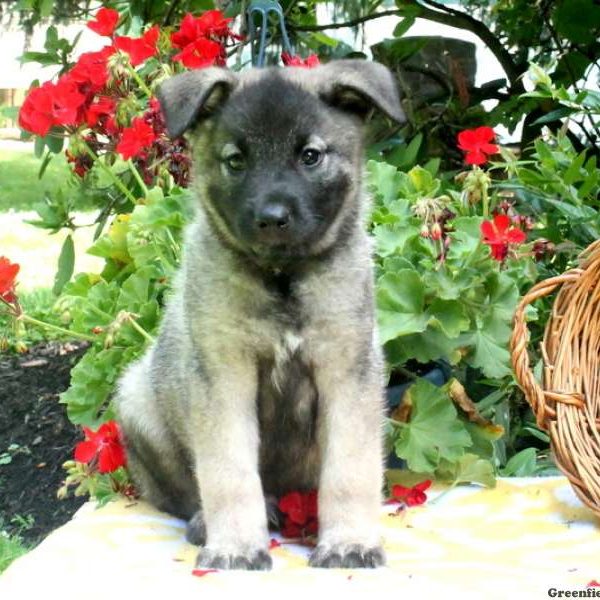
xmin=196 ymin=547 xmax=272 ymax=571
xmin=185 ymin=510 xmax=206 ymax=546
xmin=309 ymin=543 xmax=385 ymax=569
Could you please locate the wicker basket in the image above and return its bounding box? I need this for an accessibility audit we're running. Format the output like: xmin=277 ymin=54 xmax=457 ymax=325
xmin=511 ymin=239 xmax=600 ymax=518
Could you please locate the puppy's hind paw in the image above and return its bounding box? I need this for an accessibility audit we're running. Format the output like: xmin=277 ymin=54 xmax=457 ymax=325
xmin=196 ymin=547 xmax=272 ymax=571
xmin=309 ymin=544 xmax=385 ymax=569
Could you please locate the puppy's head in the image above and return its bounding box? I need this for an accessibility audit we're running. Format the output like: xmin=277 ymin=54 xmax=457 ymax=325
xmin=158 ymin=60 xmax=403 ymax=268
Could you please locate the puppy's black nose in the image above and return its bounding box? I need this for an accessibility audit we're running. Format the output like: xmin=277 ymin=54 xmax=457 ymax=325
xmin=255 ymin=203 xmax=291 ymax=231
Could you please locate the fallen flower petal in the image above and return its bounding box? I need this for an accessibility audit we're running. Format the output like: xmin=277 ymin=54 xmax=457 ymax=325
xmin=269 ymin=538 xmax=281 ymax=549
xmin=191 ymin=569 xmax=218 ymax=577
xmin=390 ymin=480 xmax=432 ymax=507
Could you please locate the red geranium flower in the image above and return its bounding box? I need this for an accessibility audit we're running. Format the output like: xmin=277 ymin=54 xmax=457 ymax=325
xmin=18 ymin=82 xmax=55 ymax=136
xmin=18 ymin=75 xmax=87 ymax=135
xmin=278 ymin=490 xmax=318 ymax=538
xmin=115 ymin=25 xmax=159 ymax=66
xmin=389 ymin=480 xmax=431 ymax=507
xmin=0 ymin=257 xmax=19 ymax=304
xmin=86 ymin=96 xmax=116 ymax=128
xmin=457 ymin=126 xmax=498 ymax=166
xmin=171 ymin=11 xmax=233 ymax=48
xmin=281 ymin=52 xmax=320 ymax=68
xmin=74 ymin=421 xmax=127 ymax=473
xmin=116 ymin=117 xmax=157 ymax=159
xmin=87 ymin=7 xmax=119 ymax=37
xmin=173 ymin=37 xmax=224 ymax=69
xmin=481 ymin=214 xmax=527 ymax=262
xmin=70 ymin=46 xmax=116 ymax=94
xmin=50 ymin=75 xmax=87 ymax=126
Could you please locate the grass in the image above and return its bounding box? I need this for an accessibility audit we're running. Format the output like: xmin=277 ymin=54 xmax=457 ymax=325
xmin=0 ymin=518 xmax=32 ymax=574
xmin=0 ymin=147 xmax=75 ymax=213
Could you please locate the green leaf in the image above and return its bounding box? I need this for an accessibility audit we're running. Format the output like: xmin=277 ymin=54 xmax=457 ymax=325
xmin=45 ymin=133 xmax=64 ymax=154
xmin=373 ymin=223 xmax=417 ymax=257
xmin=467 ymin=326 xmax=512 ymax=378
xmin=38 ymin=151 xmax=53 ymax=179
xmin=450 ymin=454 xmax=496 ymax=487
xmin=407 ymin=165 xmax=438 ymax=196
xmin=53 ymin=234 xmax=75 ymax=296
xmin=367 ymin=160 xmax=403 ymax=206
xmin=393 ymin=16 xmax=415 ymax=38
xmin=34 ymin=135 xmax=45 ymax=158
xmin=500 ymin=448 xmax=537 ymax=476
xmin=428 ymin=299 xmax=470 ymax=338
xmin=40 ymin=0 xmax=54 ymax=16
xmin=393 ymin=380 xmax=472 ymax=473
xmin=377 ymin=270 xmax=429 ymax=343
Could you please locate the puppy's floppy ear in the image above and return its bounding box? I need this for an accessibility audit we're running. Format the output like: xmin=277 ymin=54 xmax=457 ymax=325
xmin=157 ymin=68 xmax=238 ymax=138
xmin=315 ymin=59 xmax=404 ymax=123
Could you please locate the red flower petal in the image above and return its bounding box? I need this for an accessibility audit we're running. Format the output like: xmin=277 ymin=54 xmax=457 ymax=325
xmin=97 ymin=441 xmax=127 ymax=473
xmin=173 ymin=38 xmax=224 ymax=69
xmin=0 ymin=257 xmax=20 ymax=298
xmin=278 ymin=491 xmax=306 ymax=525
xmin=18 ymin=83 xmax=55 ymax=136
xmin=281 ymin=52 xmax=320 ymax=68
xmin=457 ymin=126 xmax=498 ymax=165
xmin=115 ymin=26 xmax=159 ymax=66
xmin=506 ymin=227 xmax=527 ymax=244
xmin=87 ymin=7 xmax=119 ymax=37
xmin=413 ymin=480 xmax=432 ymax=492
xmin=74 ymin=440 xmax=97 ymax=464
xmin=492 ymin=214 xmax=511 ymax=234
xmin=473 ymin=126 xmax=496 ymax=144
xmin=465 ymin=150 xmax=487 ymax=165
xmin=391 ymin=484 xmax=411 ymax=500
xmin=116 ymin=117 xmax=157 ymax=160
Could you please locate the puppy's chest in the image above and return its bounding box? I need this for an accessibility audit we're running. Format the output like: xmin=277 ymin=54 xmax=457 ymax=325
xmin=257 ymin=329 xmax=317 ymax=429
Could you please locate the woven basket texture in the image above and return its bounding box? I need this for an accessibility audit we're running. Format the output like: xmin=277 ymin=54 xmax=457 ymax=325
xmin=511 ymin=239 xmax=600 ymax=517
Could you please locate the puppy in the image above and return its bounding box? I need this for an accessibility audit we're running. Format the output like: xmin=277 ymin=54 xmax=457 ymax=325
xmin=116 ymin=59 xmax=403 ymax=570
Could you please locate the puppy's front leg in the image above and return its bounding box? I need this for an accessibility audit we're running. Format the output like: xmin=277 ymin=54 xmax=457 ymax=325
xmin=191 ymin=356 xmax=271 ymax=570
xmin=310 ymin=360 xmax=386 ymax=569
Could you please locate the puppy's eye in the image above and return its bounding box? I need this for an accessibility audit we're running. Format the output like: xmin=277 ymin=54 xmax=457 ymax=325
xmin=224 ymin=153 xmax=246 ymax=172
xmin=300 ymin=147 xmax=322 ymax=167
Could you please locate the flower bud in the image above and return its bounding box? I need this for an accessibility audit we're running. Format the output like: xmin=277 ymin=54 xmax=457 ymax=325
xmin=420 ymin=225 xmax=430 ymax=238
xmin=15 ymin=341 xmax=28 ymax=354
xmin=430 ymin=223 xmax=443 ymax=240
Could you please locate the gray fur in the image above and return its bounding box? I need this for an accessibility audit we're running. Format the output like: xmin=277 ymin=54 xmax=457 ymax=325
xmin=116 ymin=60 xmax=403 ymax=570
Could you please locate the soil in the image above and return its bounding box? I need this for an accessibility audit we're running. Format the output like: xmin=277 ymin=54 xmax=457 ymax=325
xmin=0 ymin=342 xmax=88 ymax=545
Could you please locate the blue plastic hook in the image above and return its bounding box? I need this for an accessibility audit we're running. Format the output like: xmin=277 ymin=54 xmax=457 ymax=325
xmin=246 ymin=0 xmax=294 ymax=67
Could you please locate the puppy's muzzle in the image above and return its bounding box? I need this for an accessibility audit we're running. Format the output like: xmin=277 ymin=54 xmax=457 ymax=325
xmin=253 ymin=201 xmax=295 ymax=246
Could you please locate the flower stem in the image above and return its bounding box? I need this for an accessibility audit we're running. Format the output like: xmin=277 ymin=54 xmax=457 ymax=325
xmin=19 ymin=314 xmax=96 ymax=342
xmin=126 ymin=65 xmax=153 ymax=97
xmin=128 ymin=159 xmax=149 ymax=197
xmin=80 ymin=140 xmax=138 ymax=205
xmin=125 ymin=315 xmax=154 ymax=344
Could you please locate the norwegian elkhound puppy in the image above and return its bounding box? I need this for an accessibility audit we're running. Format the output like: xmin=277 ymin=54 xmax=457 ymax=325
xmin=116 ymin=59 xmax=403 ymax=570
